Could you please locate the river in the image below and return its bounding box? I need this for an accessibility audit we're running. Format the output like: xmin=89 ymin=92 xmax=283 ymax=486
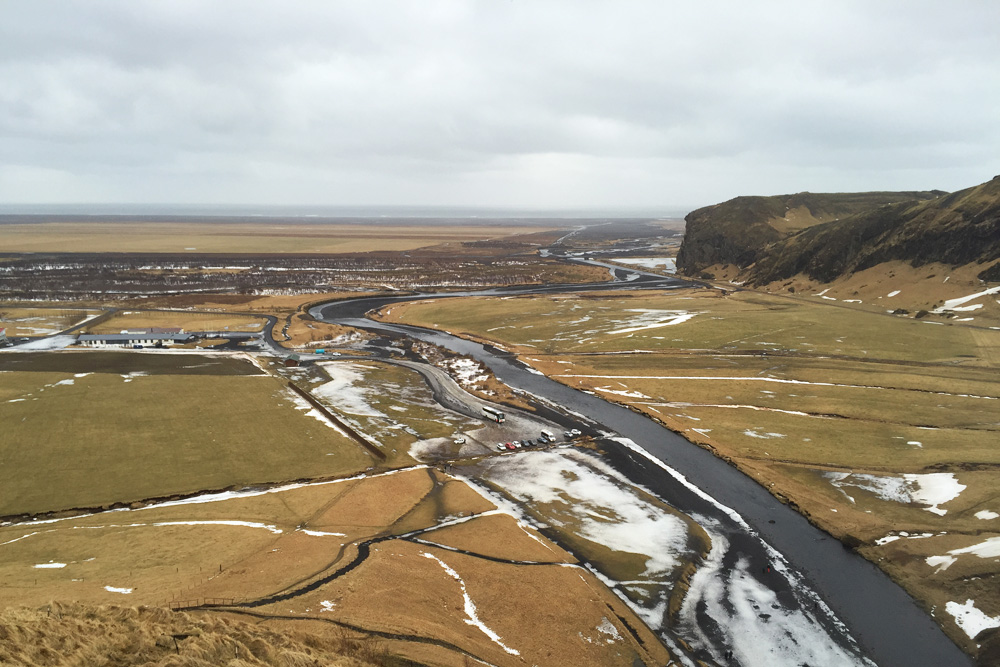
xmin=310 ymin=275 xmax=971 ymax=667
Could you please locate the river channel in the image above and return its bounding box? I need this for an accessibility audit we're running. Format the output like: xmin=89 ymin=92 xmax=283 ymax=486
xmin=310 ymin=274 xmax=971 ymax=667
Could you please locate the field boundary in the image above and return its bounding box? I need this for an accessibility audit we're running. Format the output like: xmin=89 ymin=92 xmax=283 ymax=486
xmin=286 ymin=381 xmax=386 ymax=461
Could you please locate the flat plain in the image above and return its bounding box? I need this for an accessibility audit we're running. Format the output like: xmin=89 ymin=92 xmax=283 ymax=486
xmin=0 ymin=352 xmax=372 ymax=516
xmin=0 ymin=221 xmax=558 ymax=254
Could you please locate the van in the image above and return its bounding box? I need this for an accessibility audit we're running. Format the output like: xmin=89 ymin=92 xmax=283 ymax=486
xmin=540 ymin=430 xmax=555 ymax=442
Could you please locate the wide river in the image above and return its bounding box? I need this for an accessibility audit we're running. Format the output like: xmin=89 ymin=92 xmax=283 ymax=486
xmin=310 ymin=272 xmax=971 ymax=667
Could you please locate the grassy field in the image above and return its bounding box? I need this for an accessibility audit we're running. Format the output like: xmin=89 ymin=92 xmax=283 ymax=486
xmin=0 ymin=352 xmax=372 ymax=516
xmin=0 ymin=466 xmax=671 ymax=667
xmin=0 ymin=307 xmax=101 ymax=336
xmin=0 ymin=221 xmax=557 ymax=254
xmin=382 ymin=286 xmax=1000 ymax=658
xmin=85 ymin=310 xmax=268 ymax=334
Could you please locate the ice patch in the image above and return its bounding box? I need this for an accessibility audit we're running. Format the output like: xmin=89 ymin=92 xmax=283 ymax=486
xmin=946 ymin=599 xmax=1000 ymax=639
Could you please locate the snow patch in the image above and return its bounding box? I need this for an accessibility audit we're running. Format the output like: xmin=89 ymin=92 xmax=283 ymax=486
xmin=607 ymin=309 xmax=698 ymax=335
xmin=104 ymin=586 xmax=133 ymax=594
xmin=314 ymin=362 xmax=386 ymax=417
xmin=480 ymin=449 xmax=691 ymax=580
xmin=975 ymin=510 xmax=999 ymax=520
xmin=743 ymin=429 xmax=785 ymax=439
xmin=422 ymin=552 xmax=520 ymax=655
xmin=826 ymin=472 xmax=964 ymax=515
xmin=934 ymin=286 xmax=1000 ymax=313
xmin=33 ymin=562 xmax=67 ymax=569
xmin=947 ymin=599 xmax=1000 ymax=639
xmin=152 ymin=520 xmax=283 ymax=534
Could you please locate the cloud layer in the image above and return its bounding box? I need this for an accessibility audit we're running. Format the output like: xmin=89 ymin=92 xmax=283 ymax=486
xmin=2 ymin=1 xmax=998 ymax=211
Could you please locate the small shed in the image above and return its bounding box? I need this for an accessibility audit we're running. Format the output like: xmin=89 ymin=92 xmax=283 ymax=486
xmin=284 ymin=354 xmax=302 ymax=367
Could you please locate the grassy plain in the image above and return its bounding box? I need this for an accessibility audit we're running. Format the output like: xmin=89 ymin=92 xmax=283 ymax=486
xmin=382 ymin=286 xmax=1000 ymax=657
xmin=85 ymin=309 xmax=268 ymax=334
xmin=0 ymin=222 xmax=557 ymax=254
xmin=0 ymin=353 xmax=371 ymax=517
xmin=0 ymin=307 xmax=101 ymax=336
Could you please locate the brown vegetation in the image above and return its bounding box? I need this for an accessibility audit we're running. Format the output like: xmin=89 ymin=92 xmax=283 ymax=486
xmin=0 ymin=602 xmax=390 ymax=666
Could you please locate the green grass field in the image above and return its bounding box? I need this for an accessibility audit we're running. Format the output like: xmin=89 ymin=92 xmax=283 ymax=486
xmin=0 ymin=353 xmax=371 ymax=516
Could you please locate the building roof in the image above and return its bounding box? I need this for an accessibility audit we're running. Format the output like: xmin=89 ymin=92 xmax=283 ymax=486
xmin=78 ymin=333 xmax=194 ymax=342
xmin=122 ymin=327 xmax=184 ymax=335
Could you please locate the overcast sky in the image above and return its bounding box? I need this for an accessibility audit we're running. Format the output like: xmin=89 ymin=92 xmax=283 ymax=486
xmin=1 ymin=1 xmax=998 ymax=213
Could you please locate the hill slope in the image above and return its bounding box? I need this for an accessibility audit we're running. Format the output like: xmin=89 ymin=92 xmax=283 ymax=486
xmin=744 ymin=176 xmax=1000 ymax=285
xmin=676 ymin=190 xmax=945 ymax=276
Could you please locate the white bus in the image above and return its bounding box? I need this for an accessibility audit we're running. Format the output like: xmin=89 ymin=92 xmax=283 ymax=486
xmin=482 ymin=406 xmax=505 ymax=423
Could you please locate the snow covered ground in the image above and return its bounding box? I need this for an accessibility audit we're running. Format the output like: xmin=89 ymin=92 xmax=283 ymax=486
xmin=825 ymin=472 xmax=966 ymax=515
xmin=478 ymin=447 xmax=870 ymax=666
xmin=678 ymin=521 xmax=870 ymax=667
xmin=314 ymin=362 xmax=387 ymax=417
xmin=933 ymin=286 xmax=1000 ymax=313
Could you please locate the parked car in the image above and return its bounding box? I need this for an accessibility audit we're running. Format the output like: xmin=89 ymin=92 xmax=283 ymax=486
xmin=497 ymin=443 xmax=506 ymax=451
xmin=505 ymin=442 xmax=516 ymax=450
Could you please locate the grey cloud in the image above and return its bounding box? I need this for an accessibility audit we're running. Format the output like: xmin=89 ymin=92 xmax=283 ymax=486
xmin=1 ymin=1 xmax=999 ymax=208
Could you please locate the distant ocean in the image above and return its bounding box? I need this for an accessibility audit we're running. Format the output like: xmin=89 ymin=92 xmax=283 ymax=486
xmin=0 ymin=203 xmax=688 ymax=220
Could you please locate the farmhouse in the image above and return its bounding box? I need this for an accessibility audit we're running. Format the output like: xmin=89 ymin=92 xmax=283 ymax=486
xmin=77 ymin=333 xmax=195 ymax=348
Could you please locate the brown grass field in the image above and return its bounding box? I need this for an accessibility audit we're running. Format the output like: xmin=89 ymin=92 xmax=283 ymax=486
xmin=0 ymin=466 xmax=673 ymax=666
xmin=382 ymin=286 xmax=1000 ymax=658
xmin=0 ymin=221 xmax=558 ymax=254
xmin=85 ymin=309 xmax=268 ymax=334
